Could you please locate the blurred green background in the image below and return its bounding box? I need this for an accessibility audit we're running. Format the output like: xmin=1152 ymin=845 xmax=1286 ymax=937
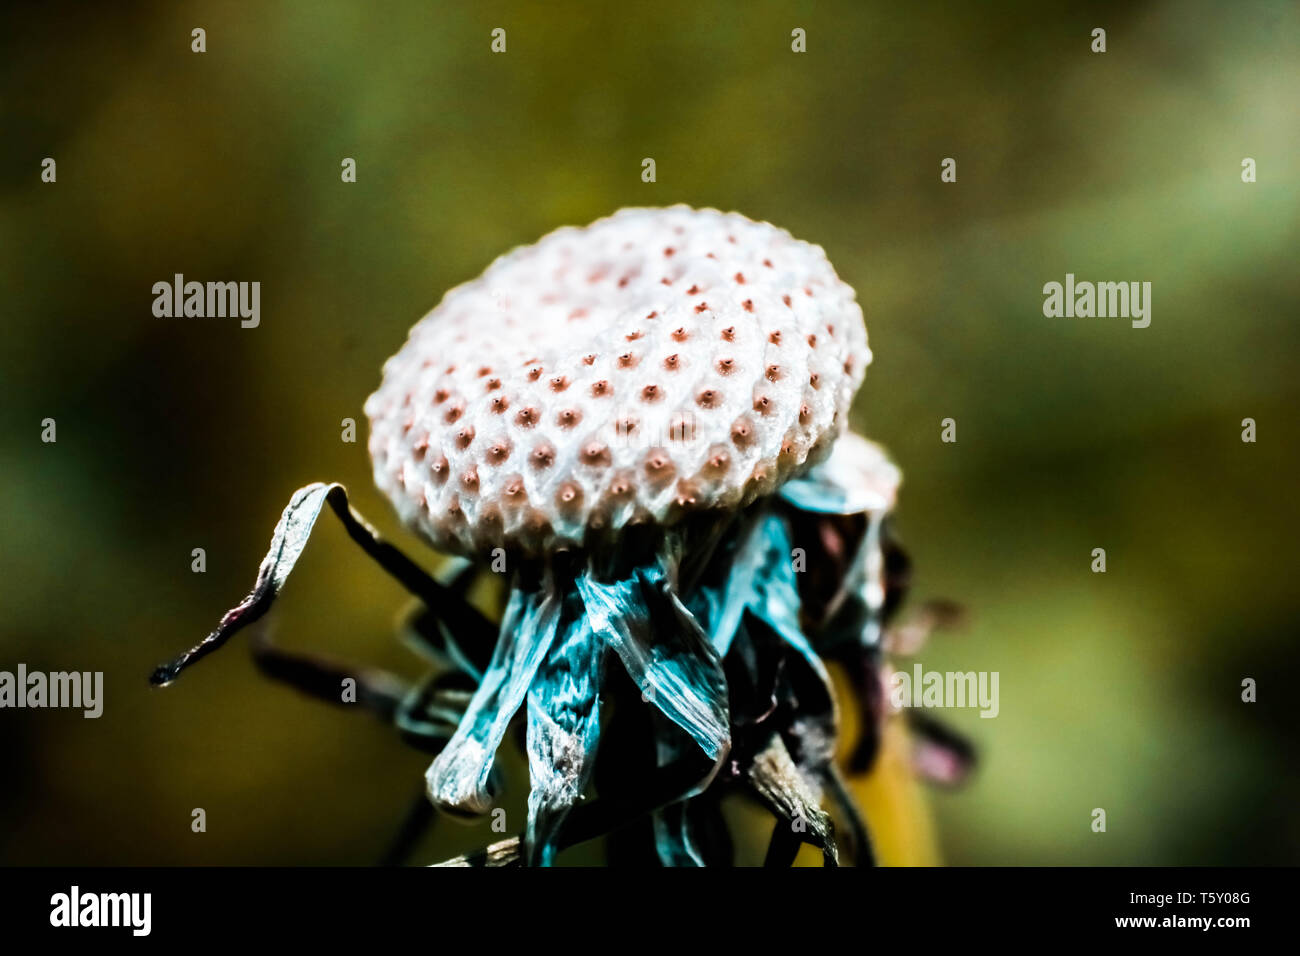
xmin=2 ymin=0 xmax=1297 ymax=865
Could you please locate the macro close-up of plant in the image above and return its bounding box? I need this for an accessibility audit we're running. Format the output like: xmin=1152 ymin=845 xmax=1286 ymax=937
xmin=4 ymin=4 xmax=1296 ymax=926
xmin=150 ymin=207 xmax=971 ymax=866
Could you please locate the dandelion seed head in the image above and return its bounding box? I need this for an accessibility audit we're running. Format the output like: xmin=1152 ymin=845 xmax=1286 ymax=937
xmin=365 ymin=206 xmax=871 ymax=557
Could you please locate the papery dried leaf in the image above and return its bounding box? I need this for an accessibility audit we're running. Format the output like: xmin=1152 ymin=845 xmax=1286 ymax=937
xmin=426 ymin=582 xmax=562 ymax=814
xmin=684 ymin=513 xmax=768 ymax=657
xmin=525 ymin=599 xmax=603 ymax=866
xmin=746 ymin=733 xmax=838 ymax=866
xmin=151 ymin=482 xmax=494 ymax=686
xmin=747 ymin=515 xmax=837 ymax=707
xmin=577 ymin=565 xmax=730 ymax=762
